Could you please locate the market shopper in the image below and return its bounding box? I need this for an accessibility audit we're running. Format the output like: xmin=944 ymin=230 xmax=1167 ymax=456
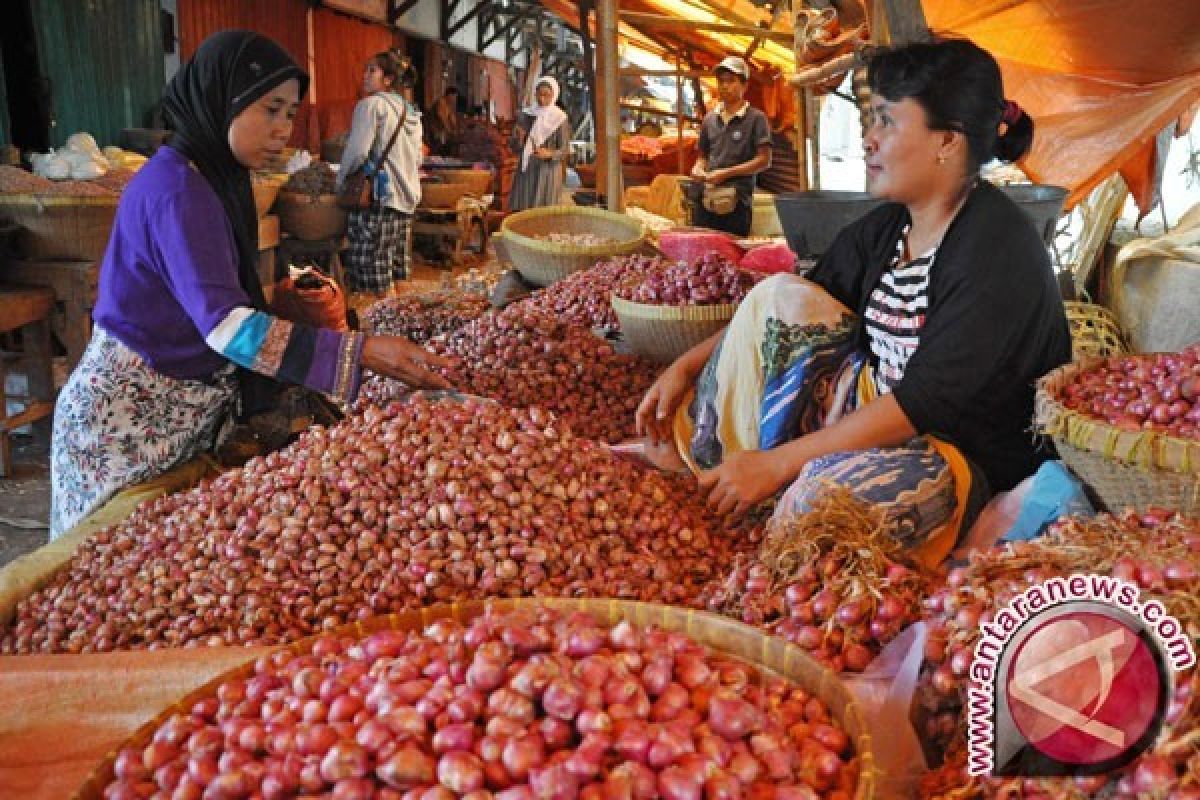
xmin=636 ymin=38 xmax=1069 ymax=566
xmin=509 ymin=76 xmax=570 ymax=211
xmin=689 ymin=56 xmax=772 ymax=236
xmin=339 ymin=51 xmax=423 ymax=297
xmin=49 ymin=31 xmax=451 ymax=538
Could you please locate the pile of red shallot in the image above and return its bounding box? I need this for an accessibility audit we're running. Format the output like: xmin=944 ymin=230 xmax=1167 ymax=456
xmin=1057 ymin=344 xmax=1200 ymax=439
xmin=362 ymin=291 xmax=492 ymax=345
xmin=102 ymin=606 xmax=859 ymax=799
xmin=617 ymin=254 xmax=756 ymax=307
xmin=915 ymin=509 xmax=1200 ymax=800
xmin=509 ymin=254 xmax=667 ymax=331
xmin=701 ymin=489 xmax=931 ymax=673
xmin=359 ymin=309 xmax=659 ymax=443
xmin=2 ymin=396 xmax=763 ymax=654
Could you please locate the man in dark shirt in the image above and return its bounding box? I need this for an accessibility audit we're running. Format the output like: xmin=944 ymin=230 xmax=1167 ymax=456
xmin=692 ymin=56 xmax=772 ymax=236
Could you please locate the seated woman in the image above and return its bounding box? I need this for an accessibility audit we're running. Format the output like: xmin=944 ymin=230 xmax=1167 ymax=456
xmin=635 ymin=38 xmax=1071 ymax=567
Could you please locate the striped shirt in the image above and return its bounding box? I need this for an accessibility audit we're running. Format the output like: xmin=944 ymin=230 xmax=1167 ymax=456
xmin=864 ymin=226 xmax=936 ymax=393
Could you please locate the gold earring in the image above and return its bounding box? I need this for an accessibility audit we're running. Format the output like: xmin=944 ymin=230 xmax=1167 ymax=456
xmin=937 ymin=154 xmax=947 ymax=165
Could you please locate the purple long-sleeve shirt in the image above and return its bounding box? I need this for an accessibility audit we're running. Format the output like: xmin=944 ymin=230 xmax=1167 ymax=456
xmin=92 ymin=148 xmax=363 ymax=402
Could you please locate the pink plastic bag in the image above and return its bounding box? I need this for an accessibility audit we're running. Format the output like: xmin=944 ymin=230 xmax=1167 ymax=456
xmin=739 ymin=242 xmax=797 ymax=274
xmin=658 ymin=229 xmax=744 ymax=265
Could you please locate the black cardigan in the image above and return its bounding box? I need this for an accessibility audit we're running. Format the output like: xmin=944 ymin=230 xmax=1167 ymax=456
xmin=806 ymin=181 xmax=1072 ymax=492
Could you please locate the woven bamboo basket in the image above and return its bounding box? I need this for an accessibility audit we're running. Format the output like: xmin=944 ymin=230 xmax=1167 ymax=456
xmin=612 ymin=293 xmax=737 ymax=364
xmin=1035 ymin=359 xmax=1199 ymax=513
xmin=419 ymin=180 xmax=474 ymax=209
xmin=0 ymin=193 xmax=119 ymax=261
xmin=73 ymin=597 xmax=877 ymax=800
xmin=433 ymin=168 xmax=493 ymax=197
xmin=501 ymin=205 xmax=645 ymax=286
xmin=274 ymin=190 xmax=347 ymax=241
xmin=1063 ymin=300 xmax=1128 ymax=361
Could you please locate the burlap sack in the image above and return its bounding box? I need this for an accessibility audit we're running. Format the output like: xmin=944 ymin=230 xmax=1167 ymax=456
xmin=1111 ymin=202 xmax=1200 ymax=353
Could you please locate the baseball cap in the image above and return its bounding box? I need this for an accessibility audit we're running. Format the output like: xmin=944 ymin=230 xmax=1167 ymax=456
xmin=714 ymin=56 xmax=750 ymax=80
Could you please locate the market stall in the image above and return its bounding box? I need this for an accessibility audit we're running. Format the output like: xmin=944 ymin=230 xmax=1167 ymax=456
xmin=0 ymin=2 xmax=1198 ymax=799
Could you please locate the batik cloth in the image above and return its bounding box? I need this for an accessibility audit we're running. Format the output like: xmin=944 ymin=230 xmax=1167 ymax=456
xmin=674 ymin=274 xmax=980 ymax=567
xmin=50 ymin=326 xmax=236 ymax=538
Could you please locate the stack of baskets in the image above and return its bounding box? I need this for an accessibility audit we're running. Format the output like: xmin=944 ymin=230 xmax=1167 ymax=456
xmin=497 ymin=205 xmax=645 ymax=286
xmin=420 ymin=168 xmax=493 ymax=209
xmin=611 ymin=294 xmax=737 ymax=364
xmin=1035 ymin=358 xmax=1199 ymax=514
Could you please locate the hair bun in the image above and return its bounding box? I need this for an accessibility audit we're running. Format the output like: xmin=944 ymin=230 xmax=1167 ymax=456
xmin=994 ymin=107 xmax=1034 ymax=163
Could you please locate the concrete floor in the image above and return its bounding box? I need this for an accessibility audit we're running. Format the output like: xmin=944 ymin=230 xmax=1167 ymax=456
xmin=0 ymin=437 xmax=51 ymax=569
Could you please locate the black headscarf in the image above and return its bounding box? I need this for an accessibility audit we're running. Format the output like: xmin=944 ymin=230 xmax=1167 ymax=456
xmin=162 ymin=30 xmax=308 ymax=308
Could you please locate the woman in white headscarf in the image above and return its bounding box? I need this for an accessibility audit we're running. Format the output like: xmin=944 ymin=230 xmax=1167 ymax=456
xmin=509 ymin=76 xmax=570 ymax=211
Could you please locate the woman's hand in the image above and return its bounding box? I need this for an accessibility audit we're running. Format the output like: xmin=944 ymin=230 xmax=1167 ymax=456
xmin=535 ymin=147 xmax=555 ymax=160
xmin=696 ymin=449 xmax=791 ymax=518
xmin=635 ymin=361 xmax=692 ymax=445
xmin=360 ymin=336 xmax=455 ymax=390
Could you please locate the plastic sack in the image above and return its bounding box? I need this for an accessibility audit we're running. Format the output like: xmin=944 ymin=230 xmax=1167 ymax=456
xmin=31 ymin=150 xmax=70 ymax=181
xmin=65 ymin=132 xmax=102 ymax=158
xmin=286 ymin=150 xmax=314 ymax=175
xmin=843 ymin=621 xmax=929 ymax=797
xmin=739 ymin=242 xmax=797 ymax=274
xmin=954 ymin=460 xmax=1093 ymax=558
xmin=658 ymin=229 xmax=743 ymax=265
xmin=270 ymin=266 xmax=347 ymax=332
xmin=66 ymin=150 xmax=107 ymax=180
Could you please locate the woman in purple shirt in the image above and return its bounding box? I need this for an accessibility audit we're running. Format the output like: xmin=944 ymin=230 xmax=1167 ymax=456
xmin=50 ymin=31 xmax=451 ymax=536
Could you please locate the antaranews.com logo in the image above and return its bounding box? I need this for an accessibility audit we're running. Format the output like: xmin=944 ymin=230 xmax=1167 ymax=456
xmin=966 ymin=573 xmax=1196 ymax=777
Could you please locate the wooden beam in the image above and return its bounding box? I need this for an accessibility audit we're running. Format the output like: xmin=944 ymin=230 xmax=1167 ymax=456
xmin=618 ymin=11 xmax=791 ymax=44
xmin=619 ymin=103 xmax=701 ymax=123
xmin=578 ymin=0 xmax=598 ymax=152
xmin=439 ymin=0 xmax=464 ymax=43
xmin=620 ymin=68 xmax=706 ymax=78
xmin=390 ymin=0 xmax=420 ymax=24
xmin=878 ymin=0 xmax=930 ymax=44
xmin=447 ymin=1 xmax=485 ymax=40
xmin=789 ymin=51 xmax=859 ymax=87
xmin=598 ymin=0 xmax=622 ymax=210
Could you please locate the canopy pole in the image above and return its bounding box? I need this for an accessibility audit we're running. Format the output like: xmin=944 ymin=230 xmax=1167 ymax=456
xmin=794 ymin=86 xmax=809 ymax=191
xmin=598 ymin=0 xmax=623 ymax=210
xmin=676 ymin=52 xmax=686 ymax=176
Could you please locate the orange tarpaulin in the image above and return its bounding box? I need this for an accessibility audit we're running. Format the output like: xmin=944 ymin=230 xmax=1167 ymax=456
xmin=0 ymin=647 xmax=270 ymax=799
xmin=926 ymin=0 xmax=1200 ymax=212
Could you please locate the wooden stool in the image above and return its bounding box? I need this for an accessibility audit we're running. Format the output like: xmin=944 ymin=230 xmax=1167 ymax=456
xmin=0 ymin=285 xmax=56 ymax=477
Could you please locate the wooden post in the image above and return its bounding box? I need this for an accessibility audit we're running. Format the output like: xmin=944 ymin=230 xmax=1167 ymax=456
xmin=598 ymin=0 xmax=622 ymax=210
xmin=675 ymin=52 xmax=685 ymax=175
xmin=807 ymin=89 xmax=820 ymax=189
xmin=794 ymin=86 xmax=809 ymax=191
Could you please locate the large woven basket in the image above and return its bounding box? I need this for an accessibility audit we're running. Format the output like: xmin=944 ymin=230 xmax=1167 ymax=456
xmin=0 ymin=193 xmax=118 ymax=261
xmin=419 ymin=180 xmax=474 ymax=209
xmin=74 ymin=597 xmax=877 ymax=800
xmin=612 ymin=293 xmax=736 ymax=364
xmin=1063 ymin=300 xmax=1128 ymax=360
xmin=1035 ymin=359 xmax=1199 ymax=513
xmin=501 ymin=205 xmax=645 ymax=286
xmin=434 ymin=168 xmax=492 ymax=197
xmin=274 ymin=190 xmax=347 ymax=241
